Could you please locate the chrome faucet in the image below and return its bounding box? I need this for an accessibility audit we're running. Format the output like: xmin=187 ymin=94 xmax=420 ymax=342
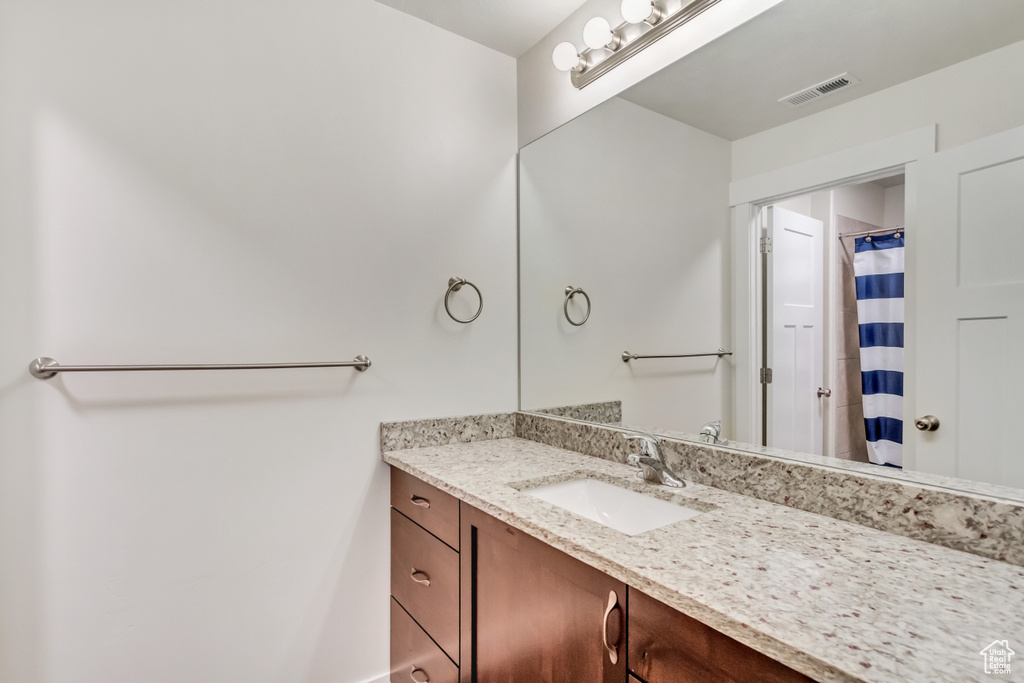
xmin=698 ymin=420 xmax=727 ymax=445
xmin=624 ymin=434 xmax=685 ymax=488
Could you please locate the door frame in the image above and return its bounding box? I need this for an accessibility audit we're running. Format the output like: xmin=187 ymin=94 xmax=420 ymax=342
xmin=729 ymin=124 xmax=935 ymax=468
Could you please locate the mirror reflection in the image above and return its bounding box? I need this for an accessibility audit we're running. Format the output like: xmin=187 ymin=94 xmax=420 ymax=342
xmin=518 ymin=0 xmax=1024 ymax=500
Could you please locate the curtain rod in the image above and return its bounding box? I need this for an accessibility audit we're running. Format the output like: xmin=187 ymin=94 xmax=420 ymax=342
xmin=839 ymin=226 xmax=904 ymax=239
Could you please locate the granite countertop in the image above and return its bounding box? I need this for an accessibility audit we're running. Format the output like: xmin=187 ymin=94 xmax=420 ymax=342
xmin=383 ymin=437 xmax=1024 ymax=683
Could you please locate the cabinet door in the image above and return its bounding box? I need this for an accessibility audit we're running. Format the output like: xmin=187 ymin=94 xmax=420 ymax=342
xmin=391 ymin=509 xmax=461 ymax=663
xmin=628 ymin=588 xmax=813 ymax=683
xmin=392 ymin=467 xmax=460 ymax=550
xmin=391 ymin=598 xmax=459 ymax=683
xmin=460 ymin=503 xmax=626 ymax=683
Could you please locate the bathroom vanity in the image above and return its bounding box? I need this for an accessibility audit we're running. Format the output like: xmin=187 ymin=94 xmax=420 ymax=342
xmin=389 ymin=466 xmax=810 ymax=683
xmin=382 ymin=413 xmax=1024 ymax=683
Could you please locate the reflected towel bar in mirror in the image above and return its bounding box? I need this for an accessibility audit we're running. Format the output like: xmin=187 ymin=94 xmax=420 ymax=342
xmin=622 ymin=348 xmax=732 ymax=363
xmin=28 ymin=355 xmax=372 ymax=380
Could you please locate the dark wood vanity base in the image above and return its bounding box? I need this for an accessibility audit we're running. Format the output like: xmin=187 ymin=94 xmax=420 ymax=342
xmin=390 ymin=466 xmax=813 ymax=682
xmin=390 ymin=598 xmax=459 ymax=683
xmin=390 ymin=469 xmax=462 ymax=681
xmin=459 ymin=502 xmax=626 ymax=683
xmin=628 ymin=589 xmax=813 ymax=683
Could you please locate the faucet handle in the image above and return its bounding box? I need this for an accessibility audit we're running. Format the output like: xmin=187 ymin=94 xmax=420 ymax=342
xmin=624 ymin=433 xmax=661 ymax=455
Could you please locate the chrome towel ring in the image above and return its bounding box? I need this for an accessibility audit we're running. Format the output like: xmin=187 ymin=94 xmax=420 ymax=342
xmin=445 ymin=276 xmax=482 ymax=324
xmin=564 ymin=286 xmax=591 ymax=326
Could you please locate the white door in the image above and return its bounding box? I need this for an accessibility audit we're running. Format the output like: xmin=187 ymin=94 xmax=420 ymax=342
xmin=767 ymin=206 xmax=825 ymax=454
xmin=914 ymin=124 xmax=1024 ymax=489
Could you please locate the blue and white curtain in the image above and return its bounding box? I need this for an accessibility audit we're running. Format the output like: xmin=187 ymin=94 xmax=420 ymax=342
xmin=853 ymin=232 xmax=904 ymax=468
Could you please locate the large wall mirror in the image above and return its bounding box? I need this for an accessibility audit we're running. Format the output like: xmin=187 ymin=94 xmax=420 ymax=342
xmin=519 ymin=0 xmax=1024 ymax=501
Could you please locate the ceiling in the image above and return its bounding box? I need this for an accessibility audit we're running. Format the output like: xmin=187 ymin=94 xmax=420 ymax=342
xmin=618 ymin=0 xmax=1024 ymax=140
xmin=378 ymin=0 xmax=1024 ymax=140
xmin=374 ymin=0 xmax=591 ymax=57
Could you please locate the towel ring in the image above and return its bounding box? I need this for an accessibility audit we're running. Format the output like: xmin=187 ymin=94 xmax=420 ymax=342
xmin=445 ymin=276 xmax=482 ymax=324
xmin=563 ymin=286 xmax=591 ymax=326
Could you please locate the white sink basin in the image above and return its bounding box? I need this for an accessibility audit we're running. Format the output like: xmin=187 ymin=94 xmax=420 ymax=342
xmin=523 ymin=478 xmax=701 ymax=536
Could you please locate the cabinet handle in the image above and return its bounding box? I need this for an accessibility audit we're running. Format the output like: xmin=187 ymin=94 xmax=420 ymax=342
xmin=601 ymin=589 xmax=620 ymax=665
xmin=410 ymin=495 xmax=431 ymax=509
xmin=411 ymin=569 xmax=431 ymax=586
xmin=410 ymin=667 xmax=429 ymax=683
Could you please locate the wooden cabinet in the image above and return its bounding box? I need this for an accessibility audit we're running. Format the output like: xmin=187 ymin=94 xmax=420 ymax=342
xmin=628 ymin=588 xmax=813 ymax=683
xmin=392 ymin=467 xmax=460 ymax=550
xmin=391 ymin=509 xmax=460 ymax=662
xmin=391 ymin=598 xmax=459 ymax=683
xmin=390 ymin=470 xmax=462 ymax=681
xmin=459 ymin=503 xmax=626 ymax=683
xmin=389 ymin=467 xmax=815 ymax=683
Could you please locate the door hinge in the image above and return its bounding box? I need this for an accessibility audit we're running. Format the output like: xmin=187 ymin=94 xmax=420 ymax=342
xmin=760 ymin=367 xmax=773 ymax=384
xmin=759 ymin=237 xmax=772 ymax=254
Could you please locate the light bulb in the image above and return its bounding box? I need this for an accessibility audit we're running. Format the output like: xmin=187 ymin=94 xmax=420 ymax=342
xmin=621 ymin=0 xmax=661 ymax=25
xmin=583 ymin=17 xmax=617 ymax=51
xmin=552 ymin=42 xmax=583 ymax=72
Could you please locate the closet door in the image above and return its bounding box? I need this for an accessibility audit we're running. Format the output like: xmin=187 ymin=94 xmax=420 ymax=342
xmin=766 ymin=205 xmax=825 ymax=454
xmin=914 ymin=124 xmax=1024 ymax=488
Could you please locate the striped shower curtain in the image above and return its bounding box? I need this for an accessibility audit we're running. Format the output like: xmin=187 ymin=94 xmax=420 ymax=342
xmin=853 ymin=232 xmax=904 ymax=467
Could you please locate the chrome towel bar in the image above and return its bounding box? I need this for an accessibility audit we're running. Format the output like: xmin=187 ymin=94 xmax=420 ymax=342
xmin=622 ymin=349 xmax=731 ymax=363
xmin=28 ymin=355 xmax=371 ymax=380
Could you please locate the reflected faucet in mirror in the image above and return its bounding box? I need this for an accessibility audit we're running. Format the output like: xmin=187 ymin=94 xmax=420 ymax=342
xmin=699 ymin=421 xmax=726 ymax=446
xmin=625 ymin=434 xmax=685 ymax=488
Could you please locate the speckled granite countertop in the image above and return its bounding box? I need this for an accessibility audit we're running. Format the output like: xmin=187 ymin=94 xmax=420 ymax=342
xmin=383 ymin=437 xmax=1024 ymax=683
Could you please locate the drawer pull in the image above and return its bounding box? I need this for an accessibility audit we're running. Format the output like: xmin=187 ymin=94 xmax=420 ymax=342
xmin=410 ymin=668 xmax=429 ymax=683
xmin=411 ymin=569 xmax=431 ymax=586
xmin=602 ymin=589 xmax=621 ymax=665
xmin=410 ymin=495 xmax=431 ymax=509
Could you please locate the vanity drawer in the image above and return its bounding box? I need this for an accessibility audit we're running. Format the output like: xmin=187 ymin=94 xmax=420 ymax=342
xmin=391 ymin=597 xmax=459 ymax=683
xmin=628 ymin=588 xmax=812 ymax=683
xmin=391 ymin=508 xmax=460 ymax=663
xmin=391 ymin=467 xmax=460 ymax=550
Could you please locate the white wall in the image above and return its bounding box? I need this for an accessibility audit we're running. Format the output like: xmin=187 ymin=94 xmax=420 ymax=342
xmin=0 ymin=3 xmax=517 ymax=683
xmin=517 ymin=0 xmax=784 ymax=147
xmin=883 ymin=185 xmax=906 ymax=228
xmin=732 ymin=39 xmax=1024 ymax=181
xmin=832 ymin=183 xmax=885 ymax=228
xmin=519 ymin=98 xmax=732 ymax=434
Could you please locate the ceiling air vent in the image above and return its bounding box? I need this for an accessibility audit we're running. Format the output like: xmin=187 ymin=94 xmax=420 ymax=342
xmin=779 ymin=73 xmax=861 ymax=108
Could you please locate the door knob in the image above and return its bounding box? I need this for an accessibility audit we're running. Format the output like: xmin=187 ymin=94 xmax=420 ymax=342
xmin=817 ymin=387 xmax=831 ymax=398
xmin=915 ymin=415 xmax=940 ymax=431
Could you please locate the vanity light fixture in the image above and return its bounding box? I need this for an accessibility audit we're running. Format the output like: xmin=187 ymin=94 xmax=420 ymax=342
xmin=583 ymin=17 xmax=621 ymax=51
xmin=621 ymin=0 xmax=664 ymax=25
xmin=552 ymin=0 xmax=720 ymax=89
xmin=552 ymin=41 xmax=586 ymax=73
